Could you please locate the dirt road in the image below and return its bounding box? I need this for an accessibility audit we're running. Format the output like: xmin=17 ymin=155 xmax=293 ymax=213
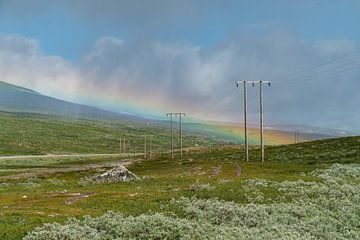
xmin=0 ymin=155 xmax=139 ymax=180
xmin=0 ymin=153 xmax=127 ymax=160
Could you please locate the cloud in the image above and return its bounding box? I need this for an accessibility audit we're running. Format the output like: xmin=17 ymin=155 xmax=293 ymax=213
xmin=0 ymin=32 xmax=359 ymax=133
xmin=1 ymin=0 xmax=201 ymax=32
xmin=0 ymin=34 xmax=82 ymax=100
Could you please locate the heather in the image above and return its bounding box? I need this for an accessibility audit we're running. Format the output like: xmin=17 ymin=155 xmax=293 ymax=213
xmin=24 ymin=164 xmax=360 ymax=239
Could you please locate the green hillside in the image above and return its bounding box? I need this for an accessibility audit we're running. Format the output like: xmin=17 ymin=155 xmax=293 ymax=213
xmin=0 ymin=81 xmax=138 ymax=119
xmin=0 ymin=111 xmax=219 ymax=156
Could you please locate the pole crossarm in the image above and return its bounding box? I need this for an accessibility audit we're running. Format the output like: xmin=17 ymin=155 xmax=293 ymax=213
xmin=236 ymin=80 xmax=271 ymax=87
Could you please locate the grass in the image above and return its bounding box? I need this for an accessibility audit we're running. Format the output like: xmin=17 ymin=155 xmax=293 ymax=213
xmin=0 ymin=111 xmax=170 ymax=155
xmin=0 ymin=111 xmax=359 ymax=239
xmin=0 ymin=111 xmax=299 ymax=156
xmin=1 ymin=135 xmax=359 ymax=239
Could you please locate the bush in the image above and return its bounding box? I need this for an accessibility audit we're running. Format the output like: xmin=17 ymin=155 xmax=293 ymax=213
xmin=24 ymin=164 xmax=360 ymax=240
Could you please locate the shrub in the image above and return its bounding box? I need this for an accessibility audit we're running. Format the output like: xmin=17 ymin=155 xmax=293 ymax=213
xmin=24 ymin=164 xmax=360 ymax=240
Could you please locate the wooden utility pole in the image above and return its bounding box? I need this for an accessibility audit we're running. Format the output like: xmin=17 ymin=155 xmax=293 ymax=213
xmin=243 ymin=81 xmax=248 ymax=161
xmin=166 ymin=113 xmax=175 ymax=158
xmin=237 ymin=81 xmax=249 ymax=161
xmin=123 ymin=138 xmax=126 ymax=154
xmin=175 ymin=113 xmax=186 ymax=158
xmin=294 ymin=130 xmax=300 ymax=143
xmin=259 ymin=81 xmax=271 ymax=162
xmin=236 ymin=80 xmax=270 ymax=162
xmin=143 ymin=135 xmax=147 ymax=159
xmin=149 ymin=135 xmax=153 ymax=158
xmin=119 ymin=138 xmax=122 ymax=154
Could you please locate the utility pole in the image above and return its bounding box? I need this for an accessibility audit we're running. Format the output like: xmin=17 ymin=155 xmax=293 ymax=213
xmin=175 ymin=113 xmax=186 ymax=158
xmin=143 ymin=134 xmax=147 ymax=159
xmin=294 ymin=130 xmax=300 ymax=144
xmin=236 ymin=81 xmax=249 ymax=161
xmin=236 ymin=80 xmax=270 ymax=162
xmin=123 ymin=138 xmax=126 ymax=155
xmin=258 ymin=81 xmax=271 ymax=162
xmin=119 ymin=138 xmax=122 ymax=155
xmin=166 ymin=113 xmax=175 ymax=158
xmin=149 ymin=135 xmax=153 ymax=158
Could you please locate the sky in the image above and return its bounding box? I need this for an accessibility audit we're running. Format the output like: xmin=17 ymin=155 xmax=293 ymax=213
xmin=0 ymin=0 xmax=360 ymax=133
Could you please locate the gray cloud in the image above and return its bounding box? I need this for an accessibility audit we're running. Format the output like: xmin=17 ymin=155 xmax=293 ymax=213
xmin=1 ymin=0 xmax=202 ymax=31
xmin=1 ymin=32 xmax=359 ymax=133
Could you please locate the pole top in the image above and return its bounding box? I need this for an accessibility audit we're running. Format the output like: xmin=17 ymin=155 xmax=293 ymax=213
xmin=236 ymin=80 xmax=271 ymax=87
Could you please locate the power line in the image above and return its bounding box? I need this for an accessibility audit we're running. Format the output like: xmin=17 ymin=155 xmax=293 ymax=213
xmin=198 ymin=50 xmax=360 ymax=121
xmin=278 ymin=59 xmax=360 ymax=85
xmin=270 ymin=49 xmax=360 ymax=83
xmin=194 ymin=87 xmax=237 ymax=118
xmin=283 ymin=63 xmax=360 ymax=86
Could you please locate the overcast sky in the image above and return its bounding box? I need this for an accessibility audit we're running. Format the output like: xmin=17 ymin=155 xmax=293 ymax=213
xmin=0 ymin=0 xmax=359 ymax=133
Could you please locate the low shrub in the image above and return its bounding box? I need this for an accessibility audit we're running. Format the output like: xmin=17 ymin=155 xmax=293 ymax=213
xmin=24 ymin=164 xmax=360 ymax=240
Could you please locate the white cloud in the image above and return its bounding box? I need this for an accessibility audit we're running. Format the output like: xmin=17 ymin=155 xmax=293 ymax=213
xmin=0 ymin=32 xmax=359 ymax=133
xmin=0 ymin=35 xmax=82 ymax=101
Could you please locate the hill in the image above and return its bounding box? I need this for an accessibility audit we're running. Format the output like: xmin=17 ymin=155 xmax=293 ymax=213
xmin=0 ymin=81 xmax=344 ymax=148
xmin=0 ymin=81 xmax=138 ymax=120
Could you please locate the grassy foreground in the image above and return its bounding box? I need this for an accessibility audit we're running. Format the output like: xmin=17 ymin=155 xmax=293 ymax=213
xmin=0 ymin=136 xmax=359 ymax=239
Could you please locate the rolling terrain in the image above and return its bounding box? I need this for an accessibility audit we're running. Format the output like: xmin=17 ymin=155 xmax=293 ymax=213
xmin=0 ymin=136 xmax=359 ymax=239
xmin=0 ymin=81 xmax=138 ymax=120
xmin=0 ymin=81 xmax=340 ymax=151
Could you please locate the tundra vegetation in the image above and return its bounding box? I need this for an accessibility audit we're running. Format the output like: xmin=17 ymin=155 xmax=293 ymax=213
xmin=0 ymin=113 xmax=359 ymax=239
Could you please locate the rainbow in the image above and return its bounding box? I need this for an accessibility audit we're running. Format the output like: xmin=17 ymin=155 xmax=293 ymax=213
xmin=37 ymin=81 xmax=295 ymax=145
xmin=185 ymin=121 xmax=294 ymax=145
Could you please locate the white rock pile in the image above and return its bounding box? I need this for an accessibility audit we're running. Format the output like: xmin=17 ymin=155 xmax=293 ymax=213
xmin=93 ymin=165 xmax=139 ymax=182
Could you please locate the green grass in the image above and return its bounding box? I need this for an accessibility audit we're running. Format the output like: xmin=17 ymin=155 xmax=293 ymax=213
xmin=0 ymin=111 xmax=219 ymax=156
xmin=1 ymin=135 xmax=359 ymax=239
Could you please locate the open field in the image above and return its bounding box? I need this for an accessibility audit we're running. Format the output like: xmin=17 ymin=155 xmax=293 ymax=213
xmin=0 ymin=111 xmax=302 ymax=157
xmin=0 ymin=136 xmax=359 ymax=239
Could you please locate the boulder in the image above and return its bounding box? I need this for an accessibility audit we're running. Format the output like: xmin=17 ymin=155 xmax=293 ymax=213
xmin=93 ymin=165 xmax=138 ymax=182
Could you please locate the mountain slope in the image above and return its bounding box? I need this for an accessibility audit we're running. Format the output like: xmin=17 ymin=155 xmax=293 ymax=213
xmin=0 ymin=81 xmax=138 ymax=120
xmin=0 ymin=81 xmax=345 ymax=145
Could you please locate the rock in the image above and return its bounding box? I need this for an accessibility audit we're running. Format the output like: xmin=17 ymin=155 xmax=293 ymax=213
xmin=93 ymin=165 xmax=139 ymax=182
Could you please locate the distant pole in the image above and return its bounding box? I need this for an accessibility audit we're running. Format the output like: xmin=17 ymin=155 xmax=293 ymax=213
xmin=123 ymin=138 xmax=126 ymax=155
xmin=143 ymin=135 xmax=146 ymax=158
xmin=119 ymin=138 xmax=122 ymax=155
xmin=297 ymin=131 xmax=300 ymax=143
xmin=294 ymin=130 xmax=300 ymax=143
xmin=166 ymin=113 xmax=175 ymax=158
xmin=176 ymin=113 xmax=186 ymax=158
xmin=133 ymin=138 xmax=136 ymax=157
xmin=149 ymin=135 xmax=153 ymax=158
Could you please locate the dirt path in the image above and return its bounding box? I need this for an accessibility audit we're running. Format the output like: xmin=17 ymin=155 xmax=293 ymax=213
xmin=0 ymin=158 xmax=139 ymax=180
